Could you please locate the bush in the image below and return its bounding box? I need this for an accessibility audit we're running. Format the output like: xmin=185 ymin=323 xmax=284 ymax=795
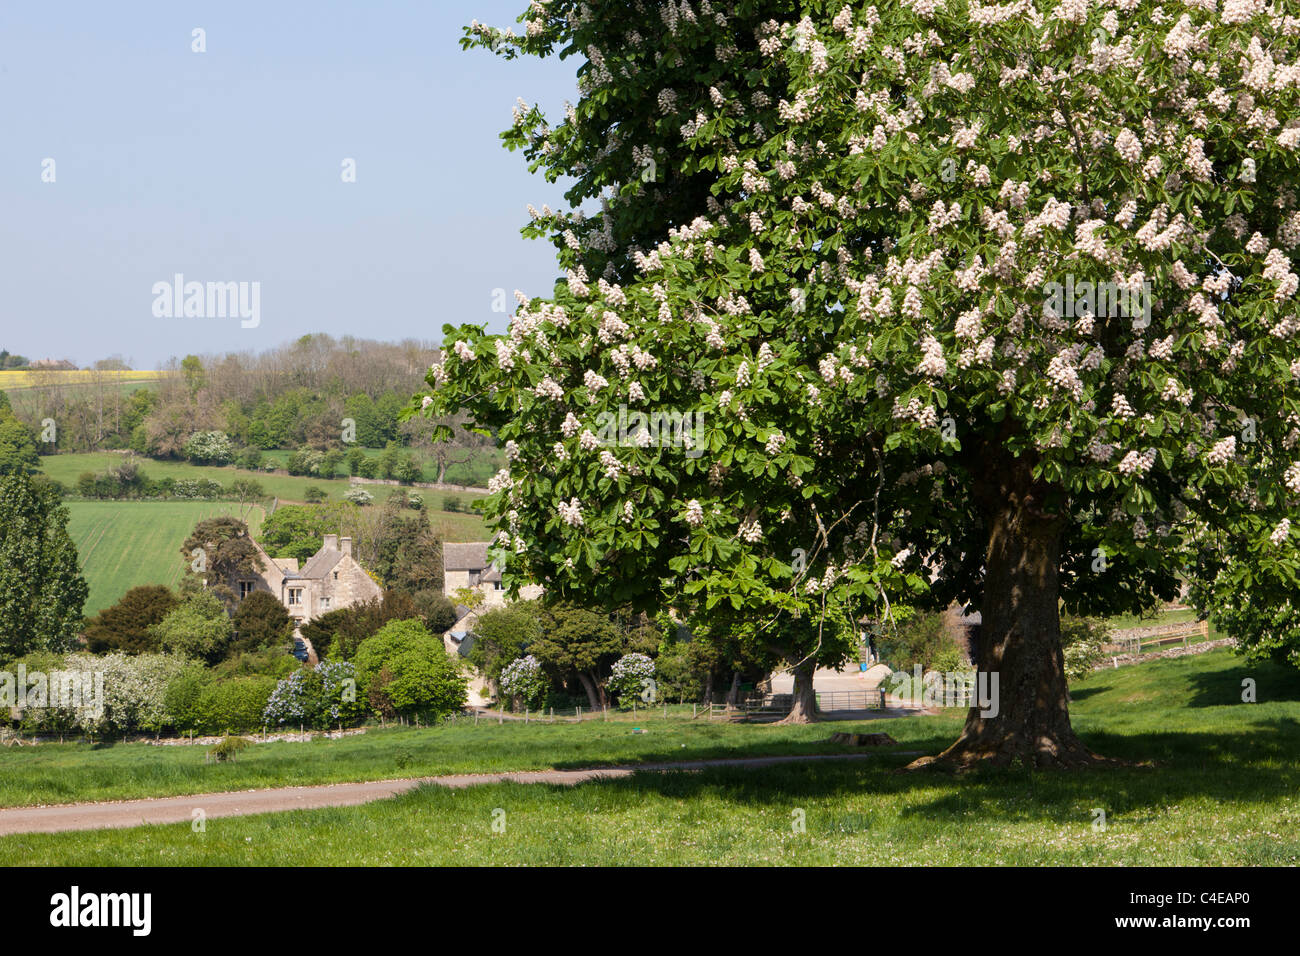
xmin=1061 ymin=615 xmax=1110 ymax=682
xmin=303 ymin=485 xmax=327 ymax=503
xmin=347 ymin=448 xmax=366 ymax=476
xmin=345 ymin=488 xmax=373 ymax=506
xmin=876 ymin=611 xmax=967 ymax=673
xmin=393 ymin=456 xmax=423 ymax=484
xmin=413 ymin=590 xmax=459 ymax=633
xmin=608 ymin=653 xmax=656 ymax=705
xmin=172 ymin=477 xmax=224 ymax=499
xmin=443 ymin=495 xmax=462 ymax=513
xmin=231 ymin=590 xmax=293 ymax=654
xmin=287 ymin=449 xmax=326 ymax=477
xmin=499 ymin=655 xmax=546 ymax=709
xmin=47 ymin=652 xmax=194 ymax=736
xmin=163 ymin=665 xmax=214 ymax=733
xmin=150 ymin=589 xmax=232 ymax=663
xmin=194 ymin=676 xmax=277 ymax=734
xmin=353 ymin=620 xmax=466 ymax=723
xmin=235 ymin=447 xmax=263 ymax=470
xmin=83 ymin=584 xmax=178 ymax=654
xmin=262 ymin=661 xmax=366 ymax=730
xmin=184 ymin=431 xmax=234 ymax=465
xmin=212 ymin=648 xmax=299 ymax=680
xmin=208 ymin=735 xmax=252 ymax=762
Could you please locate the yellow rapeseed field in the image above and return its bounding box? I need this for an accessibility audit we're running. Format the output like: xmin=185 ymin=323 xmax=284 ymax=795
xmin=0 ymin=369 xmax=165 ymax=390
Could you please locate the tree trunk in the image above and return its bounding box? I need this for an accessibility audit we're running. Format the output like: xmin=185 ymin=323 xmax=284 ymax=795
xmin=777 ymin=659 xmax=818 ymax=724
xmin=725 ymin=671 xmax=741 ymax=708
xmin=909 ymin=462 xmax=1104 ymax=770
xmin=576 ymin=672 xmax=602 ymax=711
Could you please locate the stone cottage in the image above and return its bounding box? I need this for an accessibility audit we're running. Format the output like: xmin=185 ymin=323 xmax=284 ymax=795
xmin=442 ymin=542 xmax=543 ymax=611
xmin=442 ymin=542 xmax=543 ymax=706
xmin=234 ymin=533 xmax=383 ymax=625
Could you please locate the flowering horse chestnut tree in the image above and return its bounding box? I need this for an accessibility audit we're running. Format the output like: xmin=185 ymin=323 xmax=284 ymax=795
xmin=420 ymin=0 xmax=1300 ymax=768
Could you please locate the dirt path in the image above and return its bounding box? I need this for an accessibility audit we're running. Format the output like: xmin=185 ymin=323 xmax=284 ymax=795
xmin=0 ymin=752 xmax=919 ymax=836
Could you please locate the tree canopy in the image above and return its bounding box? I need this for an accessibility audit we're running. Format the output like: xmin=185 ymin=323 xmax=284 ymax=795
xmin=83 ymin=585 xmax=179 ymax=654
xmin=421 ymin=1 xmax=1300 ymax=765
xmin=0 ymin=473 xmax=88 ymax=658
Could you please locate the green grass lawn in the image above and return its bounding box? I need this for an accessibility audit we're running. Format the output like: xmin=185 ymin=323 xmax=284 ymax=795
xmin=1 ymin=649 xmax=1297 ymax=864
xmin=66 ymin=500 xmax=265 ymax=614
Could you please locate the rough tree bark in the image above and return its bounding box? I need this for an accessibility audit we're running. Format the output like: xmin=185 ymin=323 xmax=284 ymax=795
xmin=908 ymin=454 xmax=1106 ymax=770
xmin=777 ymin=659 xmax=819 ymax=724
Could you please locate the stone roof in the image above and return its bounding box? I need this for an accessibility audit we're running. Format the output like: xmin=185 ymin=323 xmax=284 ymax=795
xmin=443 ymin=542 xmax=491 ymax=571
xmin=288 ymin=546 xmax=344 ymax=580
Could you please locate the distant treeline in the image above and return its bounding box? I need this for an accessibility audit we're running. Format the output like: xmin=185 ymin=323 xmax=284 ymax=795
xmin=4 ymin=334 xmax=497 ymax=479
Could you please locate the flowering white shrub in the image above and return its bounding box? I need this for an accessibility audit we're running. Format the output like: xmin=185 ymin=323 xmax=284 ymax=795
xmin=183 ymin=430 xmax=234 ymax=465
xmin=263 ymin=660 xmax=365 ymax=730
xmin=607 ymin=653 xmax=656 ymax=705
xmin=499 ymin=654 xmax=546 ymax=708
xmin=61 ymin=652 xmax=190 ymax=735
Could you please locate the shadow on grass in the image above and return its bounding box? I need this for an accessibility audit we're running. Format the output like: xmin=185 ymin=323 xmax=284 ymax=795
xmin=1182 ymin=657 xmax=1300 ymax=708
xmin=496 ymin=717 xmax=1300 ymax=827
xmin=1068 ymin=687 xmax=1106 ymax=703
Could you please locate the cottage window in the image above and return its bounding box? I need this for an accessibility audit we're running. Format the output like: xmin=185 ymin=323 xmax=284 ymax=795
xmin=288 ymin=588 xmax=303 ymax=606
xmin=239 ymin=581 xmax=254 ymax=599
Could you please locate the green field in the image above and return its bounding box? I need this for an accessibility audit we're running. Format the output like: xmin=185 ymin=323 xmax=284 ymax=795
xmin=1 ymin=649 xmax=1297 ymax=864
xmin=67 ymin=500 xmax=266 ymax=614
xmin=50 ymin=453 xmax=491 ymax=612
xmin=40 ymin=452 xmax=491 ymax=511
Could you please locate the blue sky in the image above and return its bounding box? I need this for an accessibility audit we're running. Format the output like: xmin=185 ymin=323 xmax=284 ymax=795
xmin=0 ymin=1 xmax=579 ymax=367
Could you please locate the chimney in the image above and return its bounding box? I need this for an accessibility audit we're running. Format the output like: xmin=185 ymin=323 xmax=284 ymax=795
xmin=323 ymin=534 xmax=338 ymax=551
xmin=340 ymin=536 xmax=352 ymax=557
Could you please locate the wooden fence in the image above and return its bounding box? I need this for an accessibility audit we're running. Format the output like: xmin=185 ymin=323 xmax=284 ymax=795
xmin=708 ymin=688 xmax=885 ymax=722
xmin=1102 ymin=620 xmax=1209 ymax=655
